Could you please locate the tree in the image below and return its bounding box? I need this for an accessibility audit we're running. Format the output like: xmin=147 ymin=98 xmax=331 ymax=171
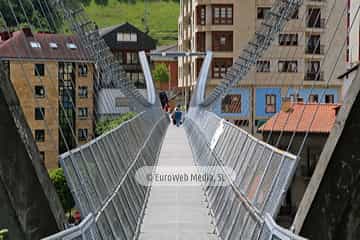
xmin=0 ymin=0 xmax=62 ymax=32
xmin=49 ymin=168 xmax=74 ymax=215
xmin=153 ymin=63 xmax=170 ymax=83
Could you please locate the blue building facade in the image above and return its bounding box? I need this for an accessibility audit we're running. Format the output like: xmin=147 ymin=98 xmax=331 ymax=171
xmin=213 ymin=87 xmax=339 ymax=120
xmin=255 ymin=88 xmax=282 ymax=118
xmin=287 ymin=88 xmax=339 ymax=103
xmin=213 ymin=88 xmax=251 ymax=118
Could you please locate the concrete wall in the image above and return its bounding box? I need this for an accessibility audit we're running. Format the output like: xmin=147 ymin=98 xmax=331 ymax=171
xmin=0 ymin=62 xmax=65 ymax=239
xmin=264 ymin=132 xmax=329 ymax=225
xmin=292 ymin=69 xmax=360 ymax=240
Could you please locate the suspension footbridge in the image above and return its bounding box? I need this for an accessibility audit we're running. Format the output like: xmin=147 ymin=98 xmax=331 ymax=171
xmin=0 ymin=0 xmax=360 ymax=240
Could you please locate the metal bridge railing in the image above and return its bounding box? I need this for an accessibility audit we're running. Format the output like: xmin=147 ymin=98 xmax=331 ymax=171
xmin=43 ymin=109 xmax=169 ymax=240
xmin=184 ymin=110 xmax=306 ymax=240
xmin=42 ymin=214 xmax=95 ymax=240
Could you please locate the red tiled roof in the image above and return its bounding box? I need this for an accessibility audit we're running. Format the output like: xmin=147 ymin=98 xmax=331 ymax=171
xmin=259 ymin=103 xmax=341 ymax=133
xmin=0 ymin=29 xmax=91 ymax=61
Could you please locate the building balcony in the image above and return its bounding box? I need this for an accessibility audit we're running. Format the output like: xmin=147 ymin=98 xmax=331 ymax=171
xmin=305 ymin=45 xmax=325 ymax=55
xmin=306 ymin=18 xmax=326 ymax=29
xmin=304 ymin=71 xmax=324 ymax=81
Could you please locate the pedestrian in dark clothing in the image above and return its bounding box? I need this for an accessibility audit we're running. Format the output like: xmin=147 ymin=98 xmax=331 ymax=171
xmin=159 ymin=92 xmax=168 ymax=110
xmin=174 ymin=107 xmax=182 ymax=127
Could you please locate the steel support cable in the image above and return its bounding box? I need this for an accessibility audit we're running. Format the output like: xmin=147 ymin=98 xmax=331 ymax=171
xmin=0 ymin=5 xmax=102 ymax=227
xmin=50 ymin=1 xmax=143 ymax=108
xmin=52 ymin=1 xmax=152 ymax=109
xmin=256 ymin=0 xmax=338 ymax=147
xmin=32 ymin=1 xmax=134 ymax=222
xmin=13 ymin=0 xmax=84 ymax=153
xmin=271 ymin=0 xmax=344 ymax=149
xmin=2 ymin=0 xmax=104 ymax=222
xmin=270 ymin=1 xmax=349 ymax=155
xmin=1 ymin=0 xmax=75 ymax=156
xmin=5 ymin=3 xmax=135 ymax=235
xmin=254 ymin=3 xmax=329 ymax=141
xmin=208 ymin=3 xmax=325 ymax=222
xmin=200 ymin=0 xmax=303 ymax=107
xmin=290 ymin=4 xmax=360 ymax=157
xmin=217 ymin=3 xmax=350 ymax=234
xmin=184 ymin=112 xmax=303 ymax=240
xmin=37 ymin=0 xmax=126 ymax=127
xmin=222 ymin=3 xmax=326 ymax=135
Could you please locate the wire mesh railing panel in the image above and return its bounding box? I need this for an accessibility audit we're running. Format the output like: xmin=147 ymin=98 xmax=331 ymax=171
xmin=184 ymin=109 xmax=303 ymax=240
xmin=43 ymin=109 xmax=169 ymax=240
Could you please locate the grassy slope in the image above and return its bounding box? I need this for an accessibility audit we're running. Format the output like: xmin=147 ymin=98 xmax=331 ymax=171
xmin=84 ymin=0 xmax=179 ymax=46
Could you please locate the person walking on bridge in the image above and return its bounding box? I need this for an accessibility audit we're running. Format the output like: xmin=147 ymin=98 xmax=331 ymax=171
xmin=174 ymin=106 xmax=182 ymax=127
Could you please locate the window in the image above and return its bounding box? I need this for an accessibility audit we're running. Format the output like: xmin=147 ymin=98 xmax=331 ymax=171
xmin=278 ymin=61 xmax=298 ymax=72
xmin=78 ymin=107 xmax=88 ymax=118
xmin=78 ymin=64 xmax=88 ymax=77
xmin=196 ymin=5 xmax=206 ymax=25
xmin=256 ymin=60 xmax=270 ymax=72
xmin=265 ymin=94 xmax=276 ymax=113
xmin=306 ymin=35 xmax=322 ymax=54
xmin=49 ymin=42 xmax=58 ymax=49
xmin=35 ymin=107 xmax=45 ymax=120
xmin=117 ymin=32 xmax=137 ymax=42
xmin=35 ymin=86 xmax=45 ymax=98
xmin=126 ymin=52 xmax=139 ymax=64
xmin=35 ymin=64 xmax=45 ymax=76
xmin=78 ymin=128 xmax=88 ymax=141
xmin=196 ymin=32 xmax=205 ymax=52
xmin=78 ymin=86 xmax=88 ymax=98
xmin=307 ymin=8 xmax=322 ymax=28
xmin=305 ymin=61 xmax=322 ymax=81
xmin=325 ymin=94 xmax=335 ymax=103
xmin=115 ymin=51 xmax=124 ymax=64
xmin=30 ymin=41 xmax=41 ymax=48
xmin=257 ymin=7 xmax=271 ymax=19
xmin=279 ymin=34 xmax=298 ymax=46
xmin=35 ymin=129 xmax=45 ymax=142
xmin=212 ymin=31 xmax=233 ymax=51
xmin=212 ymin=58 xmax=233 ymax=78
xmin=212 ymin=5 xmax=233 ymax=25
xmin=308 ymin=94 xmax=319 ymax=103
xmin=221 ymin=94 xmax=241 ymax=113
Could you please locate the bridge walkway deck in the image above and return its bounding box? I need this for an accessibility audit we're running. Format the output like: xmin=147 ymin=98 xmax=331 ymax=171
xmin=138 ymin=125 xmax=218 ymax=240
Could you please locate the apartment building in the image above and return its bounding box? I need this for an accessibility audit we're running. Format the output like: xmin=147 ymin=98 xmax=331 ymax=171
xmin=339 ymin=0 xmax=360 ymax=96
xmin=0 ymin=28 xmax=94 ymax=169
xmin=178 ymin=0 xmax=346 ymax=134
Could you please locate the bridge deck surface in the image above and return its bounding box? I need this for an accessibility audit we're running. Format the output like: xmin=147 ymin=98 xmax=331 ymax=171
xmin=138 ymin=125 xmax=218 ymax=240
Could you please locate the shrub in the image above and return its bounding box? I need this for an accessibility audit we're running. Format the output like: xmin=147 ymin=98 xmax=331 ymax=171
xmin=153 ymin=63 xmax=169 ymax=83
xmin=95 ymin=112 xmax=137 ymax=136
xmin=49 ymin=168 xmax=75 ymax=214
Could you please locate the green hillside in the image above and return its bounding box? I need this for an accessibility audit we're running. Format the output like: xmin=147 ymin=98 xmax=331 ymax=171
xmin=84 ymin=0 xmax=179 ymax=46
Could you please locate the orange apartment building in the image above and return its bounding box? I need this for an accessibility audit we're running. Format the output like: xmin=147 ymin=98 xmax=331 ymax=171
xmin=0 ymin=28 xmax=94 ymax=169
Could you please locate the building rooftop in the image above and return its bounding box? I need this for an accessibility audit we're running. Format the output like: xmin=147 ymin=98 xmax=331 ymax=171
xmin=0 ymin=28 xmax=91 ymax=62
xmin=151 ymin=44 xmax=178 ymax=61
xmin=259 ymin=103 xmax=341 ymax=133
xmin=99 ymin=22 xmax=156 ymax=51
